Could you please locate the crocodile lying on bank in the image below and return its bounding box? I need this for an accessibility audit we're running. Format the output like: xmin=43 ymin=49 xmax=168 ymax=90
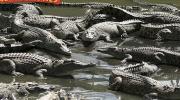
xmin=97 ymin=6 xmax=180 ymax=24
xmin=97 ymin=47 xmax=180 ymax=66
xmin=4 ymin=13 xmax=72 ymax=55
xmin=0 ymin=82 xmax=57 ymax=100
xmin=80 ymin=19 xmax=143 ymax=43
xmin=133 ymin=0 xmax=179 ymax=13
xmin=22 ymin=15 xmax=82 ymax=30
xmin=22 ymin=13 xmax=116 ymax=33
xmin=109 ymin=70 xmax=180 ymax=100
xmin=115 ymin=62 xmax=158 ymax=76
xmin=138 ymin=23 xmax=180 ymax=41
xmin=50 ymin=11 xmax=102 ymax=40
xmin=0 ymin=53 xmax=95 ymax=78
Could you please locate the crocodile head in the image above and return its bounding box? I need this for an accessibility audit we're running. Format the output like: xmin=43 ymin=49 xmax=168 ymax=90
xmin=80 ymin=28 xmax=100 ymax=43
xmin=97 ymin=47 xmax=129 ymax=59
xmin=47 ymin=39 xmax=71 ymax=56
xmin=49 ymin=59 xmax=96 ymax=76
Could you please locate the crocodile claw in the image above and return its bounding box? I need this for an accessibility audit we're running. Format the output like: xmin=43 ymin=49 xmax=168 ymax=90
xmin=12 ymin=72 xmax=24 ymax=76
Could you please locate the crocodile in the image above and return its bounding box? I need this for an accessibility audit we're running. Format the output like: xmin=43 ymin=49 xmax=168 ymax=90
xmin=133 ymin=0 xmax=179 ymax=13
xmin=4 ymin=13 xmax=72 ymax=56
xmin=97 ymin=6 xmax=180 ymax=24
xmin=0 ymin=82 xmax=57 ymax=100
xmin=32 ymin=2 xmax=114 ymax=9
xmin=80 ymin=19 xmax=144 ymax=43
xmin=0 ymin=3 xmax=43 ymax=16
xmin=50 ymin=11 xmax=100 ymax=40
xmin=109 ymin=70 xmax=180 ymax=99
xmin=138 ymin=23 xmax=180 ymax=41
xmin=33 ymin=2 xmax=144 ymax=12
xmin=0 ymin=53 xmax=95 ymax=78
xmin=114 ymin=62 xmax=158 ymax=76
xmin=97 ymin=47 xmax=180 ymax=66
xmin=0 ymin=43 xmax=35 ymax=53
xmin=22 ymin=13 xmax=116 ymax=32
xmin=22 ymin=15 xmax=82 ymax=30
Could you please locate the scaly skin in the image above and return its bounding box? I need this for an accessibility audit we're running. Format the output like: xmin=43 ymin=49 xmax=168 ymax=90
xmin=97 ymin=47 xmax=180 ymax=66
xmin=22 ymin=15 xmax=82 ymax=29
xmin=0 ymin=43 xmax=35 ymax=53
xmin=98 ymin=6 xmax=180 ymax=24
xmin=97 ymin=6 xmax=151 ymax=22
xmin=32 ymin=2 xmax=114 ymax=9
xmin=50 ymin=11 xmax=100 ymax=40
xmin=22 ymin=14 xmax=115 ymax=35
xmin=114 ymin=62 xmax=158 ymax=76
xmin=80 ymin=19 xmax=143 ymax=43
xmin=0 ymin=53 xmax=95 ymax=78
xmin=139 ymin=23 xmax=180 ymax=41
xmin=109 ymin=70 xmax=180 ymax=99
xmin=7 ymin=14 xmax=72 ymax=55
xmin=0 ymin=82 xmax=57 ymax=100
xmin=133 ymin=0 xmax=179 ymax=13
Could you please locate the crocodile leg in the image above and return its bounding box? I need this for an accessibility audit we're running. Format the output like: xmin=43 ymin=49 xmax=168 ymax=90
xmin=143 ymin=93 xmax=158 ymax=100
xmin=0 ymin=59 xmax=24 ymax=76
xmin=35 ymin=69 xmax=47 ymax=79
xmin=100 ymin=34 xmax=114 ymax=43
xmin=26 ymin=40 xmax=43 ymax=46
xmin=4 ymin=30 xmax=26 ymax=40
xmin=62 ymin=40 xmax=75 ymax=46
xmin=154 ymin=52 xmax=165 ymax=62
xmin=156 ymin=28 xmax=172 ymax=41
xmin=0 ymin=36 xmax=16 ymax=46
xmin=117 ymin=25 xmax=128 ymax=39
xmin=66 ymin=32 xmax=80 ymax=41
xmin=109 ymin=77 xmax=122 ymax=91
xmin=76 ymin=24 xmax=86 ymax=31
xmin=120 ymin=54 xmax=133 ymax=64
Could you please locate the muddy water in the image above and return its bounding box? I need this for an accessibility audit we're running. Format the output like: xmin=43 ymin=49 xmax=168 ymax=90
xmin=1 ymin=0 xmax=180 ymax=100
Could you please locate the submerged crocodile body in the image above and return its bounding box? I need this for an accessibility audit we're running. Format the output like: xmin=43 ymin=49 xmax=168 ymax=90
xmin=80 ymin=19 xmax=143 ymax=43
xmin=133 ymin=0 xmax=179 ymax=13
xmin=0 ymin=53 xmax=95 ymax=78
xmin=138 ymin=23 xmax=180 ymax=41
xmin=109 ymin=70 xmax=180 ymax=99
xmin=98 ymin=47 xmax=180 ymax=66
xmin=0 ymin=82 xmax=56 ymax=100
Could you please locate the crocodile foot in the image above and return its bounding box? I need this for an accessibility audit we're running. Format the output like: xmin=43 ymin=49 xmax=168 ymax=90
xmin=12 ymin=71 xmax=24 ymax=76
